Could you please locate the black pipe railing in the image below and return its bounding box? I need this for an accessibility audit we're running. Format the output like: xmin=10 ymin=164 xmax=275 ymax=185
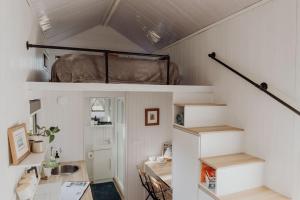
xmin=208 ymin=52 xmax=300 ymax=116
xmin=26 ymin=41 xmax=170 ymax=84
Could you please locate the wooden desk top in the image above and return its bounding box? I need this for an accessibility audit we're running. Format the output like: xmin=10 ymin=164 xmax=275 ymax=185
xmin=144 ymin=160 xmax=172 ymax=189
xmin=39 ymin=160 xmax=93 ymax=200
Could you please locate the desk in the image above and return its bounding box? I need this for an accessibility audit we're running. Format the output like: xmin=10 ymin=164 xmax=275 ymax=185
xmin=144 ymin=160 xmax=172 ymax=189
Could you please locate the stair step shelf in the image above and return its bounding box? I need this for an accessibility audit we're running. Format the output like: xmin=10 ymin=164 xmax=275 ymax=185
xmin=200 ymin=153 xmax=265 ymax=196
xmin=198 ymin=185 xmax=290 ymax=200
xmin=174 ymin=104 xmax=228 ymax=127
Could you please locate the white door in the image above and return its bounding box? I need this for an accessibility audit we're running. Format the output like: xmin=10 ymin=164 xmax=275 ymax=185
xmin=93 ymin=149 xmax=113 ymax=180
xmin=116 ymin=97 xmax=125 ymax=190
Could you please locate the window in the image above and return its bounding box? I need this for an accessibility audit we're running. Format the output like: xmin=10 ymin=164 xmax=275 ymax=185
xmin=90 ymin=98 xmax=113 ymax=126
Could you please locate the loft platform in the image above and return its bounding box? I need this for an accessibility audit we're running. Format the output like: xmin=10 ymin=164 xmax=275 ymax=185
xmin=26 ymin=82 xmax=214 ymax=93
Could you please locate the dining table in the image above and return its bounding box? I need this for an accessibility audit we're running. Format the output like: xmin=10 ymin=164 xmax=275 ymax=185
xmin=144 ymin=160 xmax=172 ymax=189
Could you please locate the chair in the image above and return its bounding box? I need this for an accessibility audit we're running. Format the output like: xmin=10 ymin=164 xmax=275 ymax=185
xmin=148 ymin=175 xmax=172 ymax=200
xmin=138 ymin=167 xmax=152 ymax=200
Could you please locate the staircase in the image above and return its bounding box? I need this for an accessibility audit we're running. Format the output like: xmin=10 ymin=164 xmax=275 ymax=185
xmin=172 ymin=92 xmax=290 ymax=200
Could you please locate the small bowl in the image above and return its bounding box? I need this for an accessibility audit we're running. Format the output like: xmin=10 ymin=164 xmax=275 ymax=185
xmin=148 ymin=156 xmax=156 ymax=162
xmin=157 ymin=156 xmax=165 ymax=163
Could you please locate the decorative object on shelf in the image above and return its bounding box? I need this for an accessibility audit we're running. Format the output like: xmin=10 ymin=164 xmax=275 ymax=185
xmin=145 ymin=108 xmax=160 ymax=126
xmin=29 ymin=125 xmax=60 ymax=144
xmin=162 ymin=142 xmax=172 ymax=160
xmin=176 ymin=112 xmax=184 ymax=126
xmin=31 ymin=140 xmax=44 ymax=153
xmin=8 ymin=123 xmax=30 ymax=165
xmin=205 ymin=171 xmax=216 ymax=190
xmin=42 ymin=158 xmax=59 ymax=179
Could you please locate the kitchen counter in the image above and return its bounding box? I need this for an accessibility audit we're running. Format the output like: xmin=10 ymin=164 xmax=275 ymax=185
xmin=144 ymin=160 xmax=172 ymax=189
xmin=39 ymin=160 xmax=93 ymax=200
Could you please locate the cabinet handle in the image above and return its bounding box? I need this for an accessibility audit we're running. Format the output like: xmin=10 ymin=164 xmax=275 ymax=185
xmin=109 ymin=158 xmax=112 ymax=170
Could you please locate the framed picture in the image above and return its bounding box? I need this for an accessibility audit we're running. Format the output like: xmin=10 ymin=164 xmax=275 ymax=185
xmin=145 ymin=108 xmax=160 ymax=126
xmin=8 ymin=124 xmax=30 ymax=165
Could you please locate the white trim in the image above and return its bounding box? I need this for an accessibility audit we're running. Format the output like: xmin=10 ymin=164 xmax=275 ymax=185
xmin=160 ymin=0 xmax=274 ymax=51
xmin=26 ymin=82 xmax=214 ymax=93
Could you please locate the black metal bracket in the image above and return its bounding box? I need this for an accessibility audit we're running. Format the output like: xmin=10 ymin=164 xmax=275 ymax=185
xmin=208 ymin=52 xmax=300 ymax=116
xmin=26 ymin=41 xmax=171 ymax=84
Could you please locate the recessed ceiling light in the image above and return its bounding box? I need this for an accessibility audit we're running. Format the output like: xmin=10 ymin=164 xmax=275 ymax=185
xmin=147 ymin=30 xmax=161 ymax=43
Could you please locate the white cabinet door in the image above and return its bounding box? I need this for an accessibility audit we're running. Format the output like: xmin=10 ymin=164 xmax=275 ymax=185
xmin=93 ymin=149 xmax=113 ymax=180
xmin=198 ymin=188 xmax=214 ymax=200
xmin=173 ymin=128 xmax=200 ymax=200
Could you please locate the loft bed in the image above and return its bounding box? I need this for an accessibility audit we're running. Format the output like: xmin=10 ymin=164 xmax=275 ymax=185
xmin=26 ymin=42 xmax=180 ymax=85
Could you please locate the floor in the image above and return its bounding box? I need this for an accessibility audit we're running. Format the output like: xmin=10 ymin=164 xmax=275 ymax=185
xmin=91 ymin=182 xmax=121 ymax=200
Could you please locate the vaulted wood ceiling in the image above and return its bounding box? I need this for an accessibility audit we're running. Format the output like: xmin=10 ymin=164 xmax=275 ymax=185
xmin=28 ymin=0 xmax=262 ymax=52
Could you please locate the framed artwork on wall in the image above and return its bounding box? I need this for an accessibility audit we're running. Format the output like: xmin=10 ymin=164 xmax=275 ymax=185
xmin=8 ymin=123 xmax=30 ymax=165
xmin=145 ymin=108 xmax=160 ymax=126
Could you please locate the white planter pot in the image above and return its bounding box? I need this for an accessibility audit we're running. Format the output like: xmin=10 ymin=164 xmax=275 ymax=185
xmin=43 ymin=167 xmax=52 ymax=178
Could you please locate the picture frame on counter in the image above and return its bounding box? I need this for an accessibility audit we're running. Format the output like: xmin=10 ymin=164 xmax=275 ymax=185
xmin=145 ymin=108 xmax=160 ymax=126
xmin=8 ymin=123 xmax=30 ymax=165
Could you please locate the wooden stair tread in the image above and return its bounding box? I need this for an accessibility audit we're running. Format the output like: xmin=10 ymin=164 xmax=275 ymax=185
xmin=174 ymin=103 xmax=226 ymax=106
xmin=201 ymin=153 xmax=264 ymax=169
xmin=220 ymin=186 xmax=290 ymax=200
xmin=174 ymin=124 xmax=243 ymax=136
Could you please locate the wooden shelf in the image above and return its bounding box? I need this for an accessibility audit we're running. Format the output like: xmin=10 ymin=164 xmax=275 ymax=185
xmin=199 ymin=184 xmax=290 ymax=200
xmin=174 ymin=103 xmax=226 ymax=107
xmin=220 ymin=186 xmax=290 ymax=200
xmin=10 ymin=152 xmax=46 ymax=168
xmin=173 ymin=124 xmax=244 ymax=136
xmin=199 ymin=183 xmax=219 ymax=200
xmin=201 ymin=153 xmax=264 ymax=169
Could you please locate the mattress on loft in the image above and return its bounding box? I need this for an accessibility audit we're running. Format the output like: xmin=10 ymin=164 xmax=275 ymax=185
xmin=51 ymin=54 xmax=181 ymax=85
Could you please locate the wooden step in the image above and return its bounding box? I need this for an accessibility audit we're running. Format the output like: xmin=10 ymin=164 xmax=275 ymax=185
xmin=199 ymin=185 xmax=290 ymax=200
xmin=174 ymin=103 xmax=226 ymax=107
xmin=201 ymin=153 xmax=264 ymax=169
xmin=220 ymin=186 xmax=290 ymax=200
xmin=174 ymin=124 xmax=243 ymax=136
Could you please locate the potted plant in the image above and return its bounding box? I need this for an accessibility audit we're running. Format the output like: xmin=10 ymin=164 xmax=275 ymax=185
xmin=28 ymin=125 xmax=60 ymax=153
xmin=43 ymin=159 xmax=59 ymax=178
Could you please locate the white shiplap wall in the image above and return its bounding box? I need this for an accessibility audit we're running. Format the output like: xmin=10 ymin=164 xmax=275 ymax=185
xmin=0 ymin=0 xmax=48 ymax=199
xmin=125 ymin=92 xmax=173 ymax=200
xmin=161 ymin=0 xmax=299 ymax=198
xmin=37 ymin=91 xmax=173 ymax=200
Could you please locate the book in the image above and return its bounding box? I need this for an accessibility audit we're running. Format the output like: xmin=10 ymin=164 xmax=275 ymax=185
xmin=60 ymin=181 xmax=90 ymax=200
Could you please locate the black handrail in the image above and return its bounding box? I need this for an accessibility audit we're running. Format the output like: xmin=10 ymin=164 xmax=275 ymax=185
xmin=208 ymin=52 xmax=300 ymax=116
xmin=26 ymin=41 xmax=170 ymax=84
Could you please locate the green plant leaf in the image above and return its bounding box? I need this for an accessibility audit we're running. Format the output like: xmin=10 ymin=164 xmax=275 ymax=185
xmin=45 ymin=130 xmax=51 ymax=136
xmin=49 ymin=135 xmax=55 ymax=143
xmin=50 ymin=126 xmax=60 ymax=133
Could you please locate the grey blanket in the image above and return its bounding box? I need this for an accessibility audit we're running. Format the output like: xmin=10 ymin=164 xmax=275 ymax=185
xmin=51 ymin=54 xmax=180 ymax=84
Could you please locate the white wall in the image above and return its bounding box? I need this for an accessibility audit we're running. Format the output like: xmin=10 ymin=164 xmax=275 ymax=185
xmin=161 ymin=0 xmax=300 ymax=198
xmin=38 ymin=91 xmax=172 ymax=200
xmin=54 ymin=25 xmax=144 ymax=52
xmin=0 ymin=0 xmax=48 ymax=199
xmin=125 ymin=92 xmax=173 ymax=200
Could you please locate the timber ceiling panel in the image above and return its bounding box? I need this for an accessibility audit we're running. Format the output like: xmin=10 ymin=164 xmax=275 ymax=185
xmin=28 ymin=0 xmax=114 ymax=43
xmin=28 ymin=0 xmax=262 ymax=51
xmin=109 ymin=0 xmax=262 ymax=52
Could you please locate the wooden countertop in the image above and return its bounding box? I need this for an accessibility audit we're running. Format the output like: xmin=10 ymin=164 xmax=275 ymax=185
xmin=39 ymin=160 xmax=93 ymax=200
xmin=174 ymin=124 xmax=243 ymax=136
xmin=144 ymin=160 xmax=172 ymax=188
xmin=201 ymin=153 xmax=264 ymax=169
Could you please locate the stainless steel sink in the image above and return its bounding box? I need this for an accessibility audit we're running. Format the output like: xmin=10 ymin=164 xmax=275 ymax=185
xmin=52 ymin=165 xmax=79 ymax=175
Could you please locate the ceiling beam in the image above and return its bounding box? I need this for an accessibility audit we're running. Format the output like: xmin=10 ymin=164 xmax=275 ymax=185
xmin=103 ymin=0 xmax=121 ymax=26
